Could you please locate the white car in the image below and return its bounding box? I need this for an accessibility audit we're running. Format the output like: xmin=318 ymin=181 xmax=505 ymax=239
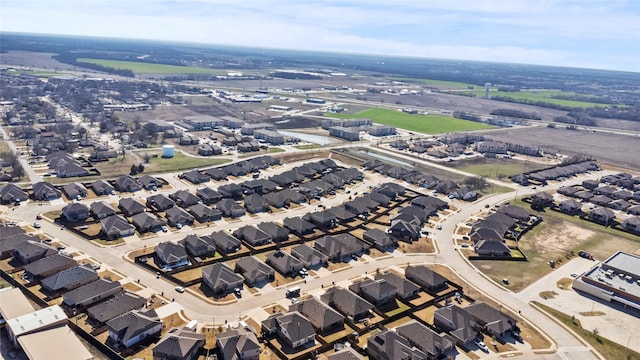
xmin=33 ymin=222 xmax=41 ymax=228
xmin=176 ymin=223 xmax=183 ymax=229
xmin=175 ymin=286 xmax=185 ymax=293
xmin=475 ymin=340 xmax=489 ymax=352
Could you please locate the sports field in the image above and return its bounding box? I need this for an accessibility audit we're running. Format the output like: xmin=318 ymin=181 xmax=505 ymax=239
xmin=77 ymin=58 xmax=223 ymax=75
xmin=457 ymin=89 xmax=607 ymax=108
xmin=326 ymin=108 xmax=494 ymax=134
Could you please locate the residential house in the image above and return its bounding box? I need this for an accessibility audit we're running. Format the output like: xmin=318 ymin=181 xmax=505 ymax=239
xmin=5 ymin=306 xmax=68 ymax=347
xmin=328 ymin=347 xmax=365 ymax=360
xmin=118 ymin=197 xmax=146 ymax=216
xmin=189 ymin=203 xmax=222 ymax=223
xmin=13 ymin=241 xmax=57 ymax=264
xmin=314 ymin=234 xmax=367 ymax=262
xmin=202 ymin=167 xmax=228 ymax=181
xmin=61 ymin=202 xmax=90 ymax=222
xmin=155 ymin=242 xmax=190 ymax=271
xmin=218 ymin=183 xmax=244 ymax=198
xmin=396 ymin=320 xmax=455 ymax=360
xmin=363 ymin=228 xmax=397 ymax=250
xmin=622 ymin=217 xmax=640 ymax=232
xmin=244 ymin=193 xmax=270 ymax=213
xmin=405 ymin=265 xmax=448 ymax=294
xmin=179 ymin=169 xmax=211 ymax=184
xmin=289 ymin=296 xmax=344 ymax=334
xmin=216 ymin=327 xmax=260 ymax=360
xmin=374 ymin=272 xmax=420 ymax=299
xmin=234 ymin=225 xmax=272 ymax=247
xmin=132 ymin=212 xmax=166 ymax=233
xmin=609 ymin=199 xmax=631 ymax=211
xmin=201 ymin=263 xmax=244 ymax=295
xmin=169 ymin=190 xmax=201 ymax=208
xmin=320 ymin=287 xmax=374 ymax=322
xmin=329 ymin=205 xmax=358 ymax=223
xmin=433 ymin=305 xmax=480 ymax=346
xmin=32 ymin=181 xmax=61 ymax=201
xmin=266 ymin=250 xmax=304 ymax=276
xmin=100 ymin=215 xmax=136 ymax=240
xmin=291 ymin=244 xmax=329 ymax=268
xmin=257 ymin=222 xmax=290 ymax=242
xmin=283 ymin=217 xmax=316 ymax=236
xmin=107 ymin=310 xmax=163 ymax=348
xmin=349 ymin=278 xmax=397 ymax=305
xmin=180 ymin=234 xmax=216 ymax=258
xmin=263 ymin=311 xmax=316 ymax=349
xmin=24 ymin=254 xmax=77 ymax=280
xmin=560 ymin=199 xmax=582 ymax=215
xmin=0 ymin=183 xmax=29 ymax=204
xmin=91 ymin=179 xmax=115 ymax=196
xmin=216 ymin=199 xmax=246 ymax=218
xmin=146 ymin=193 xmax=174 ymax=211
xmin=153 ymin=328 xmax=205 ymax=360
xmin=464 ymin=301 xmax=517 ymax=337
xmin=235 ymin=256 xmax=275 ymax=286
xmin=41 ymin=264 xmax=99 ymax=294
xmin=196 ymin=187 xmax=223 ymax=204
xmin=87 ymin=291 xmax=146 ymax=324
xmin=90 ymin=201 xmax=116 ymax=219
xmin=589 ymin=207 xmax=616 ymax=225
xmin=628 ymin=205 xmax=640 ymax=215
xmin=62 ymin=279 xmax=122 ymax=308
xmin=62 ymin=182 xmax=88 ymax=200
xmin=210 ymin=231 xmax=242 ymax=254
xmin=165 ymin=207 xmax=195 ymax=227
xmin=138 ymin=175 xmax=161 ymax=190
xmin=366 ymin=329 xmax=428 ymax=360
xmin=114 ymin=175 xmax=142 ymax=193
xmin=304 ymin=210 xmax=337 ymax=230
xmin=531 ymin=191 xmax=554 ymax=210
xmin=388 ymin=219 xmax=421 ymax=242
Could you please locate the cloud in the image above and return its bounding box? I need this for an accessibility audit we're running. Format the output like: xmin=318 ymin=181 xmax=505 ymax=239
xmin=1 ymin=0 xmax=638 ymax=71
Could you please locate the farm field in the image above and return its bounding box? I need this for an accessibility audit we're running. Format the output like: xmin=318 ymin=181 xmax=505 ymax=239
xmin=326 ymin=108 xmax=495 ymax=134
xmin=449 ymin=157 xmax=551 ymax=180
xmin=389 ymin=77 xmax=477 ymax=89
xmin=456 ymin=89 xmax=607 ymax=108
xmin=76 ymin=58 xmax=224 ymax=75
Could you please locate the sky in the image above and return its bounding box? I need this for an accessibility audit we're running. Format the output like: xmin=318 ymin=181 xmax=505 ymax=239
xmin=2 ymin=0 xmax=639 ymax=72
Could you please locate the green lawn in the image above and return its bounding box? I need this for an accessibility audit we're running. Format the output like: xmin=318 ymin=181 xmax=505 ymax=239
xmin=77 ymin=58 xmax=224 ymax=75
xmin=533 ymin=301 xmax=640 ymax=360
xmin=326 ymin=108 xmax=495 ymax=134
xmin=457 ymin=89 xmax=607 ymax=108
xmin=449 ymin=158 xmax=550 ymax=180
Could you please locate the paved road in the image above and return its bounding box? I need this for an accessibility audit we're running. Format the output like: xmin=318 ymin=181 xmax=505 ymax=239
xmin=0 ymin=127 xmax=41 ymax=184
xmin=3 ymin=157 xmax=618 ymax=359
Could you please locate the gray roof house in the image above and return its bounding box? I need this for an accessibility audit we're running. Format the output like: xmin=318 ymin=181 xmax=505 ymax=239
xmin=363 ymin=228 xmax=397 ymax=250
xmin=100 ymin=215 xmax=135 ymax=240
xmin=266 ymin=250 xmax=304 ymax=276
xmin=61 ymin=202 xmax=90 ymax=222
xmin=13 ymin=241 xmax=57 ymax=264
xmin=216 ymin=199 xmax=246 ymax=218
xmin=138 ymin=175 xmax=161 ymax=190
xmin=396 ymin=320 xmax=455 ymax=359
xmin=63 ymin=279 xmax=122 ymax=308
xmin=283 ymin=217 xmax=316 ymax=236
xmin=24 ymin=254 xmax=77 ymax=280
xmin=234 ymin=225 xmax=272 ymax=247
xmin=210 ymin=231 xmax=242 ymax=254
xmin=433 ymin=305 xmax=480 ymax=345
xmin=464 ymin=301 xmax=517 ymax=337
xmin=314 ymin=234 xmax=367 ymax=262
xmin=165 ymin=207 xmax=195 ymax=226
xmin=374 ymin=272 xmax=420 ymax=299
xmin=234 ymin=256 xmax=275 ymax=286
xmin=155 ymin=242 xmax=190 ymax=271
xmin=0 ymin=183 xmax=29 ymax=204
xmin=291 ymin=244 xmax=329 ymax=268
xmin=349 ymin=278 xmax=397 ymax=306
xmin=87 ymin=291 xmax=146 ymax=324
xmin=32 ymin=181 xmax=61 ymax=201
xmin=320 ymin=287 xmax=374 ymax=322
xmin=107 ymin=309 xmax=162 ymax=349
xmin=114 ymin=175 xmax=142 ymax=193
xmin=62 ymin=182 xmax=88 ymax=200
xmin=189 ymin=203 xmax=222 ymax=223
xmin=244 ymin=193 xmax=270 ymax=214
xmin=91 ymin=179 xmax=115 ymax=196
xmin=196 ymin=187 xmax=223 ymax=205
xmin=153 ymin=327 xmax=205 ymax=360
xmin=289 ymin=296 xmax=344 ymax=335
xmin=366 ymin=329 xmax=427 ymax=360
xmin=257 ymin=222 xmax=290 ymax=242
xmin=90 ymin=201 xmax=117 ymax=219
xmin=41 ymin=264 xmax=99 ymax=294
xmin=179 ymin=169 xmax=211 ymax=185
xmin=132 ymin=212 xmax=166 ymax=233
xmin=405 ymin=265 xmax=449 ymax=294
xmin=201 ymin=263 xmax=244 ymax=295
xmin=118 ymin=197 xmax=146 ymax=216
xmin=180 ymin=234 xmax=216 ymax=258
xmin=265 ymin=311 xmax=316 ymax=349
xmin=169 ymin=190 xmax=201 ymax=208
xmin=146 ymin=193 xmax=175 ymax=211
xmin=216 ymin=327 xmax=260 ymax=360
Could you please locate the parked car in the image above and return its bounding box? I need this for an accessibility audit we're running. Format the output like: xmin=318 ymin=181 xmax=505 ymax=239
xmin=33 ymin=222 xmax=41 ymax=228
xmin=175 ymin=286 xmax=185 ymax=293
xmin=475 ymin=339 xmax=489 ymax=352
xmin=161 ymin=225 xmax=168 ymax=232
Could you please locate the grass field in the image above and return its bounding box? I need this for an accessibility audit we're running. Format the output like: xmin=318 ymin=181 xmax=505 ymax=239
xmin=326 ymin=108 xmax=495 ymax=134
xmin=449 ymin=157 xmax=550 ymax=180
xmin=533 ymin=302 xmax=640 ymax=360
xmin=77 ymin=58 xmax=224 ymax=75
xmin=1 ymin=70 xmax=67 ymax=77
xmin=472 ymin=199 xmax=640 ymax=291
xmin=145 ymin=152 xmax=230 ymax=173
xmin=390 ymin=77 xmax=476 ymax=89
xmin=457 ymin=89 xmax=607 ymax=108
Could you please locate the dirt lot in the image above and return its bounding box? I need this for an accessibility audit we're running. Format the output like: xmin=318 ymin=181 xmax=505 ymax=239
xmin=528 ymin=221 xmax=594 ymax=254
xmin=483 ymin=127 xmax=640 ymax=170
